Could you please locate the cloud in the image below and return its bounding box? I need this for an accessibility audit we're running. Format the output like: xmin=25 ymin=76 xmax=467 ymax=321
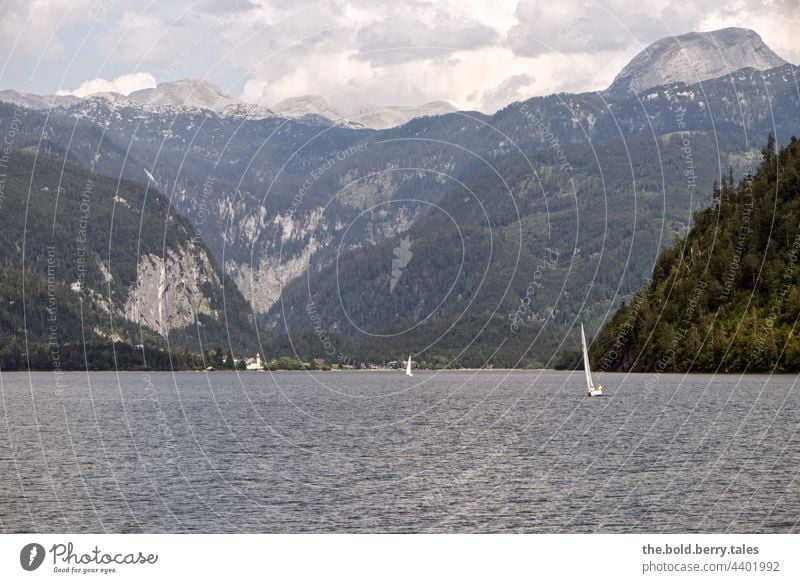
xmin=0 ymin=0 xmax=95 ymax=58
xmin=507 ymin=0 xmax=800 ymax=64
xmin=5 ymin=1 xmax=798 ymax=114
xmin=507 ymin=0 xmax=670 ymax=57
xmin=355 ymin=19 xmax=500 ymax=65
xmin=57 ymin=72 xmax=157 ymax=96
xmin=472 ymin=73 xmax=537 ymax=111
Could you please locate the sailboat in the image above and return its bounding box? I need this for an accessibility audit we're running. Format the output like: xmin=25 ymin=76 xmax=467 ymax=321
xmin=581 ymin=323 xmax=604 ymax=397
xmin=405 ymin=355 xmax=413 ymax=377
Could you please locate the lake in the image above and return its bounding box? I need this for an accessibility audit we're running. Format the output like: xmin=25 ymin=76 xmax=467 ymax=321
xmin=0 ymin=370 xmax=797 ymax=533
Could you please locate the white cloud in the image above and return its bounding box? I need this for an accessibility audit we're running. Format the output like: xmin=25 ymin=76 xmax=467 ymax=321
xmin=0 ymin=0 xmax=96 ymax=58
xmin=354 ymin=19 xmax=500 ymax=65
xmin=57 ymin=72 xmax=157 ymax=97
xmin=472 ymin=74 xmax=537 ymax=111
xmin=8 ymin=1 xmax=797 ymax=113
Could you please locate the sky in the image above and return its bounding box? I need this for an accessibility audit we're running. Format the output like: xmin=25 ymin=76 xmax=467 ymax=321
xmin=1 ymin=0 xmax=798 ymax=113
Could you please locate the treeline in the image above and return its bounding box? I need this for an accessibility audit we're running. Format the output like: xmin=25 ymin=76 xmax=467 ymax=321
xmin=593 ymin=135 xmax=800 ymax=372
xmin=0 ymin=339 xmax=207 ymax=371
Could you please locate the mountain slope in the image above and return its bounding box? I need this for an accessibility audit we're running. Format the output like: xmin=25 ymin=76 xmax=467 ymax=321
xmin=0 ymin=29 xmax=797 ymax=346
xmin=0 ymin=89 xmax=79 ymax=110
xmin=4 ymin=61 xmax=797 ymax=317
xmin=0 ymin=150 xmax=260 ymax=357
xmin=269 ymin=131 xmax=759 ymax=366
xmin=127 ymin=79 xmax=242 ymax=109
xmin=272 ymin=95 xmax=343 ymax=121
xmin=347 ymin=101 xmax=457 ymax=129
xmin=609 ymin=27 xmax=788 ymax=94
xmin=592 ymin=136 xmax=800 ymax=373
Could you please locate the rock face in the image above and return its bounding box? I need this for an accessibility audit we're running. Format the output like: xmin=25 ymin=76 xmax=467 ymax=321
xmin=124 ymin=79 xmax=275 ymax=118
xmin=224 ymin=208 xmax=328 ymax=314
xmin=348 ymin=101 xmax=457 ymax=130
xmin=272 ymin=95 xmax=343 ymax=121
xmin=609 ymin=28 xmax=788 ymax=95
xmin=271 ymin=95 xmax=457 ymax=129
xmin=127 ymin=79 xmax=242 ymax=110
xmin=123 ymin=245 xmax=219 ymax=336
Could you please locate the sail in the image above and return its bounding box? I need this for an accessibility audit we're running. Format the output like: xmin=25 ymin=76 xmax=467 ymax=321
xmin=406 ymin=355 xmax=413 ymax=376
xmin=581 ymin=323 xmax=594 ymax=391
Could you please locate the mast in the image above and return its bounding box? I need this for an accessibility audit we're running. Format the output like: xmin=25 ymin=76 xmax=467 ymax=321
xmin=581 ymin=323 xmax=594 ymax=392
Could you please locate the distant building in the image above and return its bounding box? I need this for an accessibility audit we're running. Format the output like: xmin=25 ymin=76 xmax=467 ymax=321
xmin=246 ymin=353 xmax=263 ymax=370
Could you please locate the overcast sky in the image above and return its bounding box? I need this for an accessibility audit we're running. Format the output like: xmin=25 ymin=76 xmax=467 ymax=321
xmin=1 ymin=0 xmax=798 ymax=113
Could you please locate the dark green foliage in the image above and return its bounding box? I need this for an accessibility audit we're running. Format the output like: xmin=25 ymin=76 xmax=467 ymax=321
xmin=593 ymin=136 xmax=800 ymax=372
xmin=0 ymin=149 xmax=262 ymax=368
xmin=269 ymin=132 xmax=757 ymax=366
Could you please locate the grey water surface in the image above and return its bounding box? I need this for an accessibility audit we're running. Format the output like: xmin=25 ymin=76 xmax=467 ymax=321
xmin=1 ymin=370 xmax=798 ymax=533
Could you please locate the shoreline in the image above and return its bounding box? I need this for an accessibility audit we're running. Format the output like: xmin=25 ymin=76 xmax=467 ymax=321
xmin=2 ymin=368 xmax=798 ymax=375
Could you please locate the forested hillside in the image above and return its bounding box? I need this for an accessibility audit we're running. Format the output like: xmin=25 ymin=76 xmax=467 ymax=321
xmin=593 ymin=135 xmax=800 ymax=372
xmin=0 ymin=150 xmax=259 ymax=369
xmin=271 ymin=131 xmax=755 ymax=367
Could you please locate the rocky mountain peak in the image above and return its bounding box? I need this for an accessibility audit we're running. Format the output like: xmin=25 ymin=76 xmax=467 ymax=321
xmin=348 ymin=101 xmax=457 ymax=129
xmin=127 ymin=78 xmax=243 ymax=109
xmin=609 ymin=27 xmax=788 ymax=95
xmin=271 ymin=95 xmax=342 ymax=120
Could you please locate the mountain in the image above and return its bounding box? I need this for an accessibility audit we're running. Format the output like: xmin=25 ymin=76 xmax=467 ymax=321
xmin=1 ymin=82 xmax=457 ymax=129
xmin=271 ymin=95 xmax=457 ymax=129
xmin=269 ymin=131 xmax=756 ymax=367
xmin=272 ymin=94 xmax=344 ymax=122
xmin=609 ymin=27 xmax=788 ymax=94
xmin=0 ymin=148 xmax=260 ymax=366
xmin=5 ymin=80 xmax=275 ymax=119
xmin=127 ymin=78 xmax=242 ymax=110
xmin=0 ymin=89 xmax=79 ymax=109
xmin=0 ymin=28 xmax=797 ymax=366
xmin=592 ymin=136 xmax=800 ymax=373
xmin=349 ymin=101 xmax=457 ymax=130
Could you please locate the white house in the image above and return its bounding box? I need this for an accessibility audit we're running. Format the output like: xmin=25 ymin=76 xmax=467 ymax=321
xmin=245 ymin=353 xmax=263 ymax=371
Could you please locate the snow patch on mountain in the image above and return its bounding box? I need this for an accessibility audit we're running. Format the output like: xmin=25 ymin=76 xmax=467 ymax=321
xmin=1 ymin=79 xmax=275 ymax=120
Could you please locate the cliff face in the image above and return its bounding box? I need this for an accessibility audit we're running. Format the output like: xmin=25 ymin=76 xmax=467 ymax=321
xmin=0 ymin=149 xmax=259 ymax=353
xmin=609 ymin=28 xmax=788 ymax=95
xmin=123 ymin=245 xmax=220 ymax=335
xmin=215 ymin=194 xmax=419 ymax=314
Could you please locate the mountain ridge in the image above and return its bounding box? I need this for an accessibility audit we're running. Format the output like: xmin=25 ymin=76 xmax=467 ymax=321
xmin=2 ymin=81 xmax=458 ymax=129
xmin=0 ymin=148 xmax=261 ymax=357
xmin=1 ymin=27 xmax=798 ymax=366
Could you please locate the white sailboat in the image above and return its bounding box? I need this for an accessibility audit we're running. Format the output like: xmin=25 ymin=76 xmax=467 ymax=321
xmin=405 ymin=355 xmax=413 ymax=377
xmin=581 ymin=323 xmax=604 ymax=397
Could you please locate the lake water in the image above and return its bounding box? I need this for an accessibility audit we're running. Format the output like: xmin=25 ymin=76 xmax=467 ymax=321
xmin=0 ymin=370 xmax=798 ymax=533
